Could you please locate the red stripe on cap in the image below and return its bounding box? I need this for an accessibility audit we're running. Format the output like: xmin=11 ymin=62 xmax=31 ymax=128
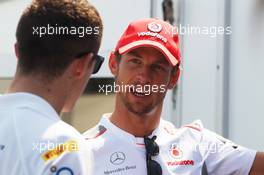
xmin=118 ymin=40 xmax=178 ymax=66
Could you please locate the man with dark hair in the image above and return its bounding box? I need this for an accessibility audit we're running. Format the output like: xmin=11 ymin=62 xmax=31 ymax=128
xmin=84 ymin=18 xmax=264 ymax=175
xmin=0 ymin=0 xmax=104 ymax=174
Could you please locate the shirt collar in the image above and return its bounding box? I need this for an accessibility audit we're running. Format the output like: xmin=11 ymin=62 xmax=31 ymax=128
xmin=100 ymin=113 xmax=163 ymax=146
xmin=0 ymin=92 xmax=60 ymax=121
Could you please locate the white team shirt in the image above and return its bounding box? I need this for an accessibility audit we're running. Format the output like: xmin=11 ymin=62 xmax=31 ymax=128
xmin=0 ymin=93 xmax=92 ymax=175
xmin=83 ymin=113 xmax=256 ymax=175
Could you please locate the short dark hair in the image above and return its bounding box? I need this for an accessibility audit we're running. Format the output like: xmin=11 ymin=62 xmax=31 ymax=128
xmin=16 ymin=0 xmax=103 ymax=79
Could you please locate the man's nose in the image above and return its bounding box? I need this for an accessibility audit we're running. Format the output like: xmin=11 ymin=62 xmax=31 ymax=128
xmin=134 ymin=66 xmax=152 ymax=84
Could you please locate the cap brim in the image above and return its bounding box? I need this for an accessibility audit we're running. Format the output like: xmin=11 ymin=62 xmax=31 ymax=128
xmin=118 ymin=40 xmax=178 ymax=66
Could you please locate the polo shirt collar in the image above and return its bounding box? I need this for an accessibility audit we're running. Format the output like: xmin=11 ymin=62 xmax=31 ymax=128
xmin=100 ymin=113 xmax=162 ymax=146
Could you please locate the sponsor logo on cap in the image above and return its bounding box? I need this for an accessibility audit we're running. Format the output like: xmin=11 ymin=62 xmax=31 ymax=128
xmin=137 ymin=31 xmax=167 ymax=43
xmin=148 ymin=22 xmax=162 ymax=33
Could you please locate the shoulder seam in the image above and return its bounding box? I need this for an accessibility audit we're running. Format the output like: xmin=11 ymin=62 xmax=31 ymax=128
xmin=183 ymin=125 xmax=202 ymax=132
xmin=84 ymin=125 xmax=107 ymax=140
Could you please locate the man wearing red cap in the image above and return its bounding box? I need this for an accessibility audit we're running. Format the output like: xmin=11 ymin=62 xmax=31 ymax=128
xmin=84 ymin=18 xmax=263 ymax=175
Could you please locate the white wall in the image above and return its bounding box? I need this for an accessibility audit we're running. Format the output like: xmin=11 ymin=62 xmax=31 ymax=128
xmin=229 ymin=0 xmax=264 ymax=150
xmin=0 ymin=0 xmax=30 ymax=78
xmin=179 ymin=0 xmax=264 ymax=150
xmin=179 ymin=0 xmax=225 ymax=132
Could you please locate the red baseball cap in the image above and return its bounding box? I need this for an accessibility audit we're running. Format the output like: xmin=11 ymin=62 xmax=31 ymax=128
xmin=114 ymin=18 xmax=181 ymax=66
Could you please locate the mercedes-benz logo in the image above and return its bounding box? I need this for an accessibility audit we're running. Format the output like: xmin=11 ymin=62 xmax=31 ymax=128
xmin=110 ymin=152 xmax=126 ymax=165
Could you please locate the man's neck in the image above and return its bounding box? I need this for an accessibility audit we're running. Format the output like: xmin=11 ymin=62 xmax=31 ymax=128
xmin=110 ymin=98 xmax=163 ymax=137
xmin=7 ymin=74 xmax=68 ymax=114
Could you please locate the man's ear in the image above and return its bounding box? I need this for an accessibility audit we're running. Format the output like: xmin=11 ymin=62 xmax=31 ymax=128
xmin=15 ymin=43 xmax=19 ymax=59
xmin=167 ymin=69 xmax=180 ymax=89
xmin=71 ymin=53 xmax=94 ymax=79
xmin=108 ymin=51 xmax=118 ymax=76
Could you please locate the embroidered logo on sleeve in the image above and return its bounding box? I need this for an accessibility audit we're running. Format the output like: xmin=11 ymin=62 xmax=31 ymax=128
xmin=42 ymin=140 xmax=78 ymax=162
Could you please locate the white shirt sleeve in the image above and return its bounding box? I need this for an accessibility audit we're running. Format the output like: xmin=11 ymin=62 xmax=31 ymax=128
xmin=200 ymin=129 xmax=256 ymax=175
xmin=33 ymin=138 xmax=92 ymax=175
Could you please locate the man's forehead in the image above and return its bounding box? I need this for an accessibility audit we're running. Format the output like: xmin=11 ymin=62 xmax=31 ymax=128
xmin=125 ymin=47 xmax=170 ymax=65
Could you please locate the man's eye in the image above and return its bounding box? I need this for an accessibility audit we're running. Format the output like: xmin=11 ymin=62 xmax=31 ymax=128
xmin=152 ymin=64 xmax=165 ymax=71
xmin=130 ymin=59 xmax=141 ymax=65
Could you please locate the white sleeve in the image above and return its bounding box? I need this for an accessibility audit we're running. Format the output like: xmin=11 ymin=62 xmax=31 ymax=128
xmin=200 ymin=129 xmax=256 ymax=175
xmin=33 ymin=138 xmax=93 ymax=175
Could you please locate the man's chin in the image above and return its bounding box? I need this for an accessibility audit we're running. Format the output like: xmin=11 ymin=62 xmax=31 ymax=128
xmin=127 ymin=104 xmax=154 ymax=116
xmin=121 ymin=94 xmax=156 ymax=115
